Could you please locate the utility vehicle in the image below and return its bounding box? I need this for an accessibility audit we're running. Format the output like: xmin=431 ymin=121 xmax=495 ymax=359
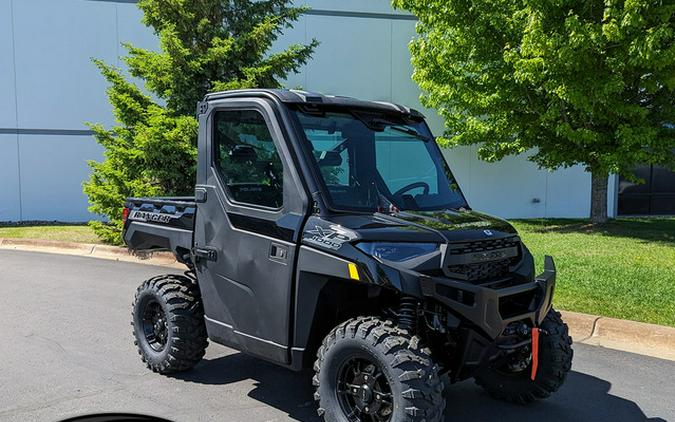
xmin=124 ymin=89 xmax=573 ymax=422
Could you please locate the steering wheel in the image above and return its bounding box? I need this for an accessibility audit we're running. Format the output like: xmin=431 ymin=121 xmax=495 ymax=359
xmin=393 ymin=182 xmax=430 ymax=197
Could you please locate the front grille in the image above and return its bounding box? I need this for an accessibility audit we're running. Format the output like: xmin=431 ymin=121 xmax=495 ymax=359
xmin=447 ymin=259 xmax=511 ymax=281
xmin=444 ymin=236 xmax=521 ymax=282
xmin=447 ymin=236 xmax=520 ymax=256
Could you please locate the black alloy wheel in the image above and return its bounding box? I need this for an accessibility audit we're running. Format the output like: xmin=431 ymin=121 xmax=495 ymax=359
xmin=141 ymin=299 xmax=169 ymax=352
xmin=132 ymin=274 xmax=208 ymax=374
xmin=313 ymin=317 xmax=445 ymax=422
xmin=337 ymin=357 xmax=393 ymax=421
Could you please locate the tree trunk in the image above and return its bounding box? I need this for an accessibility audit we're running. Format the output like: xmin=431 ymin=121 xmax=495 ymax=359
xmin=590 ymin=172 xmax=608 ymax=224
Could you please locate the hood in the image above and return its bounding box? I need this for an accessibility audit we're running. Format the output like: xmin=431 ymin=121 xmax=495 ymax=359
xmin=328 ymin=209 xmax=517 ymax=244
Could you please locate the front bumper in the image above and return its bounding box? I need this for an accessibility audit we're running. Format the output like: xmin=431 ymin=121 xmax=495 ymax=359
xmin=420 ymin=255 xmax=557 ymax=340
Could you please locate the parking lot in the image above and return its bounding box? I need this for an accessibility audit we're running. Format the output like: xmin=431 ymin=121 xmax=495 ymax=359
xmin=0 ymin=250 xmax=672 ymax=422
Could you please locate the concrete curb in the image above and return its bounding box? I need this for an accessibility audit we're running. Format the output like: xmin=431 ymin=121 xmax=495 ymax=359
xmin=1 ymin=237 xmax=673 ymax=361
xmin=0 ymin=238 xmax=183 ymax=269
xmin=561 ymin=310 xmax=675 ymax=361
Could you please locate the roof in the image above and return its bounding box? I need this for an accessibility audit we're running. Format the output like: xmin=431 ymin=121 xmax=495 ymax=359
xmin=203 ymin=89 xmax=424 ymax=118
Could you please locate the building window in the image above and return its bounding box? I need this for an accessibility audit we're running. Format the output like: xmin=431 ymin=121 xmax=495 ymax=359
xmin=618 ymin=165 xmax=675 ymax=215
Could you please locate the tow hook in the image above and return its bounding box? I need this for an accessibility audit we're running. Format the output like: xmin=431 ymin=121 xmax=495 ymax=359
xmin=530 ymin=327 xmax=541 ymax=381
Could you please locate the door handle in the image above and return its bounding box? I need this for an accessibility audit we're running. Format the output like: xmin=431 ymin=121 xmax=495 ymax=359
xmin=193 ymin=246 xmax=218 ymax=262
xmin=269 ymin=243 xmax=288 ymax=261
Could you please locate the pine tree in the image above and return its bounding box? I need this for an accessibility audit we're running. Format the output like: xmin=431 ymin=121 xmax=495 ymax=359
xmin=84 ymin=0 xmax=317 ymax=243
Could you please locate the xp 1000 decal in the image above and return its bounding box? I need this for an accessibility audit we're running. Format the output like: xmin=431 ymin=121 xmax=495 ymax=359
xmin=303 ymin=225 xmax=355 ymax=250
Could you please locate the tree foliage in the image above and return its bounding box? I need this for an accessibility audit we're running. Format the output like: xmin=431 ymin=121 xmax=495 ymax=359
xmin=393 ymin=0 xmax=674 ymax=220
xmin=85 ymin=0 xmax=317 ymax=243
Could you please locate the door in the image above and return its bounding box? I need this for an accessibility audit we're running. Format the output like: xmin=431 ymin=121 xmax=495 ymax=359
xmin=194 ymin=99 xmax=308 ymax=364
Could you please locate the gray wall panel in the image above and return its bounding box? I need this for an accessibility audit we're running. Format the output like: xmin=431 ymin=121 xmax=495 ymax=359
xmin=0 ymin=0 xmax=17 ymax=128
xmin=390 ymin=20 xmax=445 ymax=134
xmin=273 ymin=15 xmax=308 ymax=90
xmin=18 ymin=134 xmax=103 ymax=222
xmin=0 ymin=134 xmax=21 ymax=221
xmin=300 ymin=0 xmax=412 ymax=15
xmin=305 ymin=15 xmax=392 ymax=101
xmin=0 ymin=0 xmax=604 ymax=221
xmin=116 ymin=2 xmax=157 ymax=56
xmin=12 ymin=0 xmax=118 ymax=130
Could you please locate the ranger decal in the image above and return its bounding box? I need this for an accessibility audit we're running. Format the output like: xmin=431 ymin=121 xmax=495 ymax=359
xmin=128 ymin=210 xmax=176 ymax=224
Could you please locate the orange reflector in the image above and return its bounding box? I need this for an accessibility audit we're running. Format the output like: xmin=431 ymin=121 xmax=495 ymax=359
xmin=348 ymin=263 xmax=360 ymax=281
xmin=530 ymin=327 xmax=540 ymax=381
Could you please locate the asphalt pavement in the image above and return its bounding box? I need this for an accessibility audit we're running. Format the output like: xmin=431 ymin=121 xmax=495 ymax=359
xmin=0 ymin=250 xmax=672 ymax=422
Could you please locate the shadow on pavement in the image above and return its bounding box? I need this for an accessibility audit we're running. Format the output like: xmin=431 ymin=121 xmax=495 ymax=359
xmin=174 ymin=353 xmax=665 ymax=422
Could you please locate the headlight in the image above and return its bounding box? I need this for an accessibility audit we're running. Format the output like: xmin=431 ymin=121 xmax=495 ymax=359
xmin=356 ymin=242 xmax=438 ymax=262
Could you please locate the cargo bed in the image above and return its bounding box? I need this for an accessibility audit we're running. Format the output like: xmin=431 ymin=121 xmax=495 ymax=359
xmin=123 ymin=196 xmax=196 ymax=264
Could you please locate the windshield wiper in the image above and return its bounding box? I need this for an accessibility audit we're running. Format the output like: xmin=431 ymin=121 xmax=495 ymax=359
xmin=387 ymin=126 xmax=433 ymax=142
xmin=349 ymin=112 xmax=432 ymax=142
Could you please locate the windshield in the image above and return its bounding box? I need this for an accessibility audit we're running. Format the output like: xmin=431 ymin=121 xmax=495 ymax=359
xmin=293 ymin=107 xmax=468 ymax=212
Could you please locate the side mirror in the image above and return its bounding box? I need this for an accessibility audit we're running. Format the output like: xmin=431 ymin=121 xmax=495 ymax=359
xmin=317 ymin=150 xmax=342 ymax=167
xmin=229 ymin=144 xmax=257 ymax=162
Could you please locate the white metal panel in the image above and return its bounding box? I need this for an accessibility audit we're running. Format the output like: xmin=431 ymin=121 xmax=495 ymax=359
xmin=464 ymin=147 xmax=548 ymax=219
xmin=115 ymin=2 xmax=162 ymax=104
xmin=305 ymin=15 xmax=392 ymax=101
xmin=0 ymin=134 xmax=21 ymax=222
xmin=545 ymin=165 xmax=591 ymax=218
xmin=442 ymin=146 xmax=473 ymax=201
xmin=273 ymin=15 xmax=308 ymax=90
xmin=607 ymin=174 xmax=619 ymax=218
xmin=12 ymin=0 xmax=118 ymax=130
xmin=446 ymin=146 xmax=592 ymax=219
xmin=18 ymin=134 xmax=103 ymax=222
xmin=300 ymin=0 xmax=411 ymax=15
xmin=0 ymin=0 xmax=16 ymax=128
xmin=390 ymin=20 xmax=445 ymax=135
xmin=116 ymin=3 xmax=157 ymax=55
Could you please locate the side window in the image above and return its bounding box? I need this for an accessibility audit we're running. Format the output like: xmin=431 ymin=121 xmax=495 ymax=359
xmin=213 ymin=110 xmax=283 ymax=208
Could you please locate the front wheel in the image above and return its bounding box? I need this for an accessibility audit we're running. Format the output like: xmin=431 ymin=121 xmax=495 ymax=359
xmin=475 ymin=309 xmax=573 ymax=404
xmin=313 ymin=317 xmax=445 ymax=422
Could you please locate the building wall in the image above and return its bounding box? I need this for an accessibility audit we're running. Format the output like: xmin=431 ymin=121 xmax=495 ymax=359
xmin=0 ymin=0 xmax=605 ymax=222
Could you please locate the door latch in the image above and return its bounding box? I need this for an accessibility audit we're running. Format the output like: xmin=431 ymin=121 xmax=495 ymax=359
xmin=193 ymin=246 xmax=218 ymax=262
xmin=269 ymin=243 xmax=288 ymax=261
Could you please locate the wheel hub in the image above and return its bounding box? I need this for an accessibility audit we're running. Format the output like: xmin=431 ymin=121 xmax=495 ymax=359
xmin=337 ymin=358 xmax=393 ymax=421
xmin=141 ymin=300 xmax=168 ymax=352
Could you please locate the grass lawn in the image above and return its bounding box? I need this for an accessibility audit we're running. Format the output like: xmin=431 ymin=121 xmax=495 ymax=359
xmin=1 ymin=218 xmax=673 ymax=326
xmin=513 ymin=218 xmax=675 ymax=327
xmin=0 ymin=225 xmax=100 ymax=244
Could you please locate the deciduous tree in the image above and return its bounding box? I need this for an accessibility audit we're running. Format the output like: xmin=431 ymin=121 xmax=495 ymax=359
xmin=393 ymin=0 xmax=674 ymax=222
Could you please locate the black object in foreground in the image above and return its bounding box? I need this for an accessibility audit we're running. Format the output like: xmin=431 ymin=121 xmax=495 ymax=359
xmin=124 ymin=89 xmax=573 ymax=421
xmin=60 ymin=413 xmax=172 ymax=422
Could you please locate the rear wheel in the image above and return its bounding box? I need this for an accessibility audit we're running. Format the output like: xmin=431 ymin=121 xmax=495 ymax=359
xmin=132 ymin=274 xmax=208 ymax=374
xmin=313 ymin=317 xmax=445 ymax=422
xmin=474 ymin=309 xmax=573 ymax=404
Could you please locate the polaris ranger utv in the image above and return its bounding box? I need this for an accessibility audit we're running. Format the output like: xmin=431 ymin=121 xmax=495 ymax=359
xmin=124 ymin=89 xmax=572 ymax=422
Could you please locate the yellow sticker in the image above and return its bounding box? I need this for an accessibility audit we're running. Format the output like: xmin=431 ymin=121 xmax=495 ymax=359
xmin=348 ymin=262 xmax=360 ymax=281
